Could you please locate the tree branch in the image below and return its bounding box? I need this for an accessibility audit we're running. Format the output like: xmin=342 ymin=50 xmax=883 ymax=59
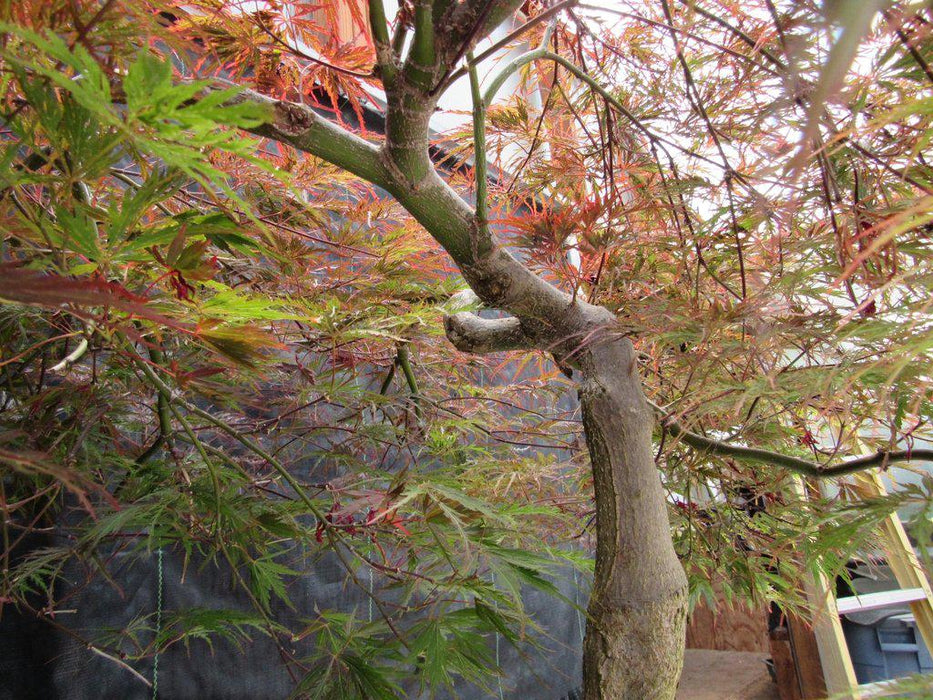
xmin=467 ymin=52 xmax=488 ymax=238
xmin=407 ymin=0 xmax=436 ymax=88
xmin=649 ymin=400 xmax=933 ymax=478
xmin=396 ymin=343 xmax=423 ymax=420
xmin=224 ymin=62 xmax=586 ymax=327
xmin=444 ymin=309 xmax=533 ymax=354
xmin=49 ymin=335 xmax=89 ymax=373
xmin=135 ymin=340 xmax=174 ymax=465
xmin=224 ymin=84 xmax=391 ymax=190
xmin=482 ymin=47 xmax=648 ymax=142
xmin=368 ymin=0 xmax=397 ymax=84
xmin=391 ymin=14 xmax=409 ymax=58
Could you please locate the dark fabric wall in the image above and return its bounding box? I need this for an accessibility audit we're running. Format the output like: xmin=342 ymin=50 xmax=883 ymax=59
xmin=9 ymin=544 xmax=586 ymax=699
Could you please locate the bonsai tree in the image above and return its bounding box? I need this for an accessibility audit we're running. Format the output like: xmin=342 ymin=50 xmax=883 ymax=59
xmin=1 ymin=1 xmax=931 ymax=698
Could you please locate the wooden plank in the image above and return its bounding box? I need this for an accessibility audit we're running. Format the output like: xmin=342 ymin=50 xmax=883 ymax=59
xmin=686 ymin=595 xmax=770 ymax=652
xmin=787 ymin=613 xmax=829 ymax=699
xmin=853 ymin=473 xmax=933 ymax=661
xmin=769 ymin=626 xmax=802 ymax=700
xmin=309 ymin=1 xmax=370 ymax=47
xmin=836 ymin=588 xmax=927 ymax=615
xmin=789 ymin=477 xmax=860 ymax=697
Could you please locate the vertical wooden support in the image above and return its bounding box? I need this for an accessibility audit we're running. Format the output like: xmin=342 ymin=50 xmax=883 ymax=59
xmin=787 ymin=613 xmax=828 ymax=699
xmin=789 ymin=476 xmax=860 ymax=698
xmin=769 ymin=625 xmax=802 ymax=700
xmin=853 ymin=473 xmax=933 ymax=657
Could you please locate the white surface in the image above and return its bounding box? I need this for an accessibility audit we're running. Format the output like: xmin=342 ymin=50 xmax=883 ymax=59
xmin=835 ymin=587 xmax=927 ymax=615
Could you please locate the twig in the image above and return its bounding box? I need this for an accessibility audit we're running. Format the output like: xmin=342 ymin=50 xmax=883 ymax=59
xmin=396 ymin=343 xmax=422 ymax=421
xmin=49 ymin=336 xmax=89 ymax=373
xmin=89 ymin=645 xmax=152 ymax=687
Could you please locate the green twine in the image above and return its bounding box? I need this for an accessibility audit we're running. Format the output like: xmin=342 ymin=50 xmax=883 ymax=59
xmin=368 ymin=566 xmax=373 ymax=623
xmin=492 ymin=572 xmax=504 ymax=700
xmin=495 ymin=625 xmax=504 ymax=700
xmin=152 ymin=547 xmax=164 ymax=700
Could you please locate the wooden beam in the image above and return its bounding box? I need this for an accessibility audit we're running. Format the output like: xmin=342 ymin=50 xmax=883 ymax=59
xmin=790 ymin=476 xmax=860 ymax=697
xmin=787 ymin=613 xmax=829 ymax=699
xmin=769 ymin=625 xmax=802 ymax=700
xmin=836 ymin=587 xmax=928 ymax=615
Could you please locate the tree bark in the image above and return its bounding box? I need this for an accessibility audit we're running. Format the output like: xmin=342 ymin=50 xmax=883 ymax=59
xmin=577 ymin=335 xmax=688 ymax=700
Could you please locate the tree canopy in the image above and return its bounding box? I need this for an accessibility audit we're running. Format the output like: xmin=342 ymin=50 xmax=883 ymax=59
xmin=1 ymin=0 xmax=932 ymax=697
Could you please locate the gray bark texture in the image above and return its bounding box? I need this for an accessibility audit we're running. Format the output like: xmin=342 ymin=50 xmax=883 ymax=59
xmin=578 ymin=338 xmax=688 ymax=699
xmin=234 ymin=4 xmax=690 ymax=695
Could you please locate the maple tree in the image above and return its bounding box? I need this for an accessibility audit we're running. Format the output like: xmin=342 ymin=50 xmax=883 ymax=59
xmin=1 ymin=0 xmax=933 ymax=698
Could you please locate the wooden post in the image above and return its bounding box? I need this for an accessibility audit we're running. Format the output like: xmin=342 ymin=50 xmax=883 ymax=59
xmin=787 ymin=613 xmax=829 ymax=699
xmin=789 ymin=476 xmax=860 ymax=698
xmin=769 ymin=625 xmax=802 ymax=700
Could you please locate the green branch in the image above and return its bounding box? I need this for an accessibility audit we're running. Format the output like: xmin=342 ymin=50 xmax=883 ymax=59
xmin=228 ymin=52 xmax=568 ymax=315
xmin=135 ymin=341 xmax=174 ymax=465
xmin=49 ymin=334 xmax=89 ymax=373
xmin=391 ymin=18 xmax=408 ymax=58
xmin=407 ymin=0 xmax=436 ymax=88
xmin=368 ymin=0 xmax=397 ymax=83
xmin=484 ymin=48 xmax=626 ymax=117
xmin=397 ymin=343 xmax=423 ymax=421
xmin=378 ymin=359 xmax=397 ymax=396
xmin=227 ymin=84 xmax=391 ymax=190
xmin=466 ymin=52 xmax=488 ymax=238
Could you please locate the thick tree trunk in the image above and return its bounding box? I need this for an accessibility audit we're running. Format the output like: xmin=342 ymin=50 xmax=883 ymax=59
xmin=443 ymin=255 xmax=689 ymax=697
xmin=578 ymin=337 xmax=688 ymax=700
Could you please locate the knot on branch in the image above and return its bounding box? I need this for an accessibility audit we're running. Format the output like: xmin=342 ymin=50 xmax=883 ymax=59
xmin=274 ymin=101 xmax=314 ymax=136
